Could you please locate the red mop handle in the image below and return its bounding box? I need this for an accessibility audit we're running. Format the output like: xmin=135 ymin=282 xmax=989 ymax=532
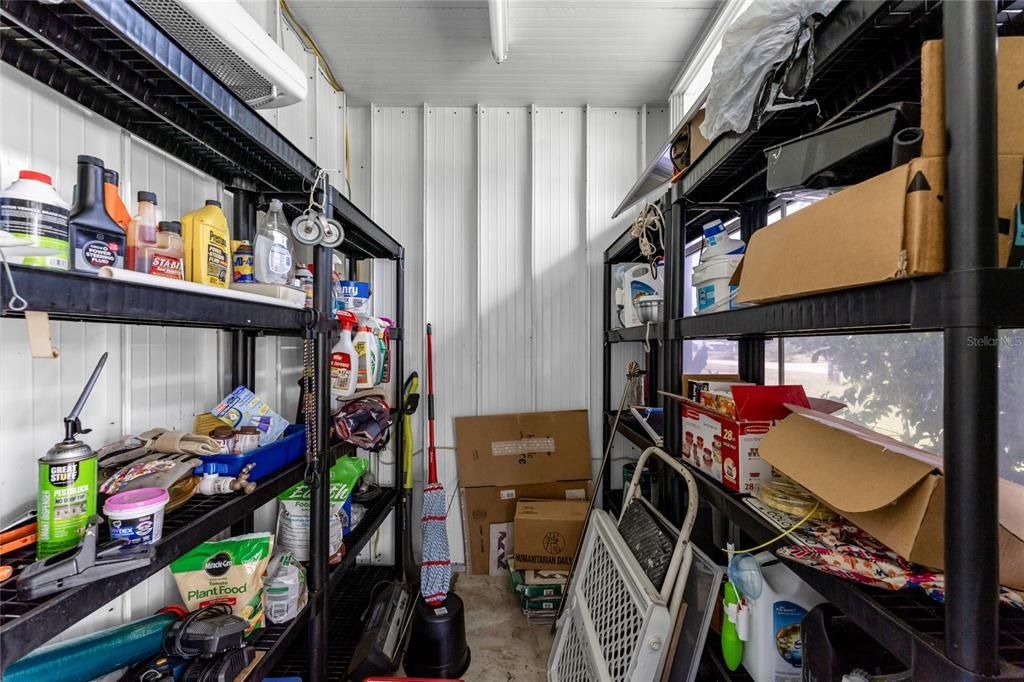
xmin=426 ymin=323 xmax=438 ymax=484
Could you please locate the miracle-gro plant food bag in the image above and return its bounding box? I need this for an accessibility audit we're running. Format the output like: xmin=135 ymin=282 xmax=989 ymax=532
xmin=171 ymin=532 xmax=274 ymax=633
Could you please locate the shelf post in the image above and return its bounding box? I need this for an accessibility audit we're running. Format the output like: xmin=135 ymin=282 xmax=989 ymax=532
xmin=230 ymin=188 xmax=258 ymax=536
xmin=942 ymin=1 xmax=1000 ymax=674
xmin=602 ymin=260 xmax=613 ymax=506
xmin=394 ymin=247 xmax=406 ymax=575
xmin=308 ymin=193 xmax=335 ymax=682
xmin=658 ymin=199 xmax=686 ymax=524
xmin=737 ymin=201 xmax=768 ymax=386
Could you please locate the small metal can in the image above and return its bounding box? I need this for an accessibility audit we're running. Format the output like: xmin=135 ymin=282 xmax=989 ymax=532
xmin=233 ymin=240 xmax=254 ymax=283
xmin=234 ymin=426 xmax=260 ymax=454
xmin=209 ymin=425 xmax=236 ymax=454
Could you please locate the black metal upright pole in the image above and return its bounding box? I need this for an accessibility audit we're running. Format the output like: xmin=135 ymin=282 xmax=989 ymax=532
xmin=230 ymin=189 xmax=257 ymax=536
xmin=659 ymin=199 xmax=686 ymax=525
xmin=738 ymin=201 xmax=768 ymax=386
xmin=602 ymin=261 xmax=612 ymax=507
xmin=308 ymin=192 xmax=335 ymax=682
xmin=394 ymin=247 xmax=406 ymax=574
xmin=943 ymin=2 xmax=1000 ymax=674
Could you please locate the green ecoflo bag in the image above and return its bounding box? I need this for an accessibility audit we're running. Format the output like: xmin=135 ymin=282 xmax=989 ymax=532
xmin=171 ymin=532 xmax=273 ymax=633
xmin=276 ymin=457 xmax=367 ymax=563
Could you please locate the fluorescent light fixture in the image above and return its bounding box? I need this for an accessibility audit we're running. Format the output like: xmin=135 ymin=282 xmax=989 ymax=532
xmin=489 ymin=0 xmax=509 ymax=64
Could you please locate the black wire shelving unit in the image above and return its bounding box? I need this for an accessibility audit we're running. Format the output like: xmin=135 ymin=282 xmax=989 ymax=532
xmin=606 ymin=1 xmax=1024 ymax=679
xmin=0 ymin=1 xmax=408 ymax=680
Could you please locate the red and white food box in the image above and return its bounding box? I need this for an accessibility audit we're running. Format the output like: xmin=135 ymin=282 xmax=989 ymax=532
xmin=681 ymin=385 xmax=814 ymax=494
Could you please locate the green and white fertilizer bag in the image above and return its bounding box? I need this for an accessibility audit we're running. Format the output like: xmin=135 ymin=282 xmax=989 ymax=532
xmin=276 ymin=457 xmax=367 ymax=563
xmin=171 ymin=532 xmax=273 ymax=633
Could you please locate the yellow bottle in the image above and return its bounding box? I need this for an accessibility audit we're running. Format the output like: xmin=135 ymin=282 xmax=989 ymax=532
xmin=181 ymin=199 xmax=231 ymax=288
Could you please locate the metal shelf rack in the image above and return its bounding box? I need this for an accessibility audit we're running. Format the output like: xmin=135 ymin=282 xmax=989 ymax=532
xmin=604 ymin=1 xmax=1024 ymax=678
xmin=0 ymin=2 xmax=408 ymax=680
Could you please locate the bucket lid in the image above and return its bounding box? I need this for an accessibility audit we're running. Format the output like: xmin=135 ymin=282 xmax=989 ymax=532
xmin=18 ymin=170 xmax=52 ymax=185
xmin=104 ymin=487 xmax=169 ymax=512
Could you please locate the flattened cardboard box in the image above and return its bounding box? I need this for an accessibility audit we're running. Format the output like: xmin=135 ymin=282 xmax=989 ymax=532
xmin=454 ymin=410 xmax=591 ymax=488
xmin=514 ymin=499 xmax=589 ymax=571
xmin=461 ymin=480 xmax=590 ymax=575
xmin=760 ymin=405 xmax=1024 ymax=590
xmin=921 ymin=37 xmax=1024 ymax=157
xmin=735 ymin=154 xmax=1023 ymax=303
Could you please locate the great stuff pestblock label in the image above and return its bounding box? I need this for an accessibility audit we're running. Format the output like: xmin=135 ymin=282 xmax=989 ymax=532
xmin=37 ymin=457 xmax=97 ymax=558
xmin=0 ymin=197 xmax=70 ymax=270
xmin=71 ymin=228 xmax=125 ymax=273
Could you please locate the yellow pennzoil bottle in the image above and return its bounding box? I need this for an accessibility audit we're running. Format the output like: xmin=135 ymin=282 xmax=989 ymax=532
xmin=181 ymin=199 xmax=231 ymax=287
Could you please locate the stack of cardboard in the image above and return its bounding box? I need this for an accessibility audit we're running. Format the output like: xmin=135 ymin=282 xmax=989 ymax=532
xmin=455 ymin=410 xmax=592 ymax=577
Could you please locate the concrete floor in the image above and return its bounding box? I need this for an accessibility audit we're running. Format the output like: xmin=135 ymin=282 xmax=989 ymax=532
xmin=456 ymin=574 xmax=554 ymax=682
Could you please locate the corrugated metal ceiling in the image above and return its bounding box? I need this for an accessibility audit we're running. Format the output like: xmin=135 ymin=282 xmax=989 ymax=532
xmin=286 ymin=0 xmax=717 ymax=105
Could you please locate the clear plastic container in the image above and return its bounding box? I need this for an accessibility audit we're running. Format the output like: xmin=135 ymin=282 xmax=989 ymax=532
xmin=255 ymin=199 xmax=295 ymax=285
xmin=128 ymin=191 xmax=160 ymax=272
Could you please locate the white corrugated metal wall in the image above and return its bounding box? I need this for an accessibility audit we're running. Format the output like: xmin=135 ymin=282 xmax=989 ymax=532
xmin=0 ymin=0 xmax=345 ymax=639
xmin=347 ymin=104 xmax=668 ymax=566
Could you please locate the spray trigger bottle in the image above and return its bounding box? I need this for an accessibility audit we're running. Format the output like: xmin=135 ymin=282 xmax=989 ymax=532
xmin=721 ymin=545 xmax=751 ymax=671
xmin=331 ymin=311 xmax=359 ymax=398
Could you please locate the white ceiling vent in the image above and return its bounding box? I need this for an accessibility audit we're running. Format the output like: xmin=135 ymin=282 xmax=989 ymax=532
xmin=134 ymin=0 xmax=307 ymax=109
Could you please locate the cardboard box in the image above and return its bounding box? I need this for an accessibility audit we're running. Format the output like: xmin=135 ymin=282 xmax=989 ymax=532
xmin=513 ymin=499 xmax=589 ymax=571
xmin=921 ymin=37 xmax=1024 ymax=157
xmin=455 ymin=410 xmax=591 ymax=488
xmin=677 ymin=385 xmax=812 ymax=493
xmin=461 ymin=480 xmax=590 ymax=575
xmin=689 ymin=109 xmax=711 ymax=163
xmin=735 ymin=154 xmax=1024 ymax=303
xmin=682 ymin=373 xmax=743 ymax=402
xmin=760 ymin=405 xmax=1024 ymax=590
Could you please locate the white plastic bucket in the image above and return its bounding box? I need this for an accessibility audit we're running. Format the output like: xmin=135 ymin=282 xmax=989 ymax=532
xmin=693 ymin=255 xmax=743 ymax=314
xmin=103 ymin=487 xmax=168 ymax=545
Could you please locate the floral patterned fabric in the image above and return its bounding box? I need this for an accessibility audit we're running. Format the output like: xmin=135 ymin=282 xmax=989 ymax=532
xmin=776 ymin=520 xmax=1024 ymax=609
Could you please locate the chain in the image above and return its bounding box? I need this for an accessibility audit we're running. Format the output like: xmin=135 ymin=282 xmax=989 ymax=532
xmin=302 ymin=331 xmax=321 ymax=489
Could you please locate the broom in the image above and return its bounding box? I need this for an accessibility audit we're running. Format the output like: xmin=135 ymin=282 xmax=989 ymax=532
xmin=420 ymin=323 xmax=451 ymax=606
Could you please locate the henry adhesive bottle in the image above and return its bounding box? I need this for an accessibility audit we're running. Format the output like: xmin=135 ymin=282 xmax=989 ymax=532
xmin=68 ymin=155 xmax=126 ymax=275
xmin=181 ymin=200 xmax=231 ymax=288
xmin=255 ymin=199 xmax=294 ymax=285
xmin=127 ymin=191 xmax=160 ymax=271
xmin=140 ymin=221 xmax=185 ymax=280
xmin=103 ymin=169 xmax=132 ymax=231
xmin=331 ymin=311 xmax=359 ymax=399
xmin=353 ymin=325 xmax=379 ymax=389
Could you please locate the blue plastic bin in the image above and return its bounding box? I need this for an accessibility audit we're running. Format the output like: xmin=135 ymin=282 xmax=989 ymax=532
xmin=194 ymin=423 xmax=306 ymax=482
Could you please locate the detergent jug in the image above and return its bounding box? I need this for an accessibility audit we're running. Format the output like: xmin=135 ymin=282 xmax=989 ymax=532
xmin=181 ymin=200 xmax=231 ymax=287
xmin=615 ymin=258 xmax=664 ymax=328
xmin=742 ymin=552 xmax=825 ymax=682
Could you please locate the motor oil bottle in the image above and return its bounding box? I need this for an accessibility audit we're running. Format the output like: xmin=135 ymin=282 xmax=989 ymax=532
xmin=37 ymin=353 xmax=107 ymax=559
xmin=181 ymin=200 xmax=231 ymax=287
xmin=0 ymin=170 xmax=70 ymax=270
xmin=68 ymin=156 xmax=126 ymax=274
xmin=103 ymin=169 xmax=132 ymax=231
xmin=140 ymin=221 xmax=185 ymax=280
xmin=353 ymin=324 xmax=379 ymax=389
xmin=331 ymin=311 xmax=359 ymax=399
xmin=255 ymin=199 xmax=295 ymax=285
xmin=127 ymin=191 xmax=160 ymax=271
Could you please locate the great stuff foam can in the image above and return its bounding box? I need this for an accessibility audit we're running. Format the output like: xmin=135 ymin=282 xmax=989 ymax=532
xmin=37 ymin=439 xmax=97 ymax=558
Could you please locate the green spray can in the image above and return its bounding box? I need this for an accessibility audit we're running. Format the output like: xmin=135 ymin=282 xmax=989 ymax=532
xmin=37 ymin=352 xmax=107 ymax=559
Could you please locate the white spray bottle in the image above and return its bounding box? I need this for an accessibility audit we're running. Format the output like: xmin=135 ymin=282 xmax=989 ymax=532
xmin=331 ymin=311 xmax=359 ymax=398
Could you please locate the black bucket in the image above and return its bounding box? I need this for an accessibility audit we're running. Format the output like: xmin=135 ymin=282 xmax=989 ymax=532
xmin=403 ymin=592 xmax=471 ymax=678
